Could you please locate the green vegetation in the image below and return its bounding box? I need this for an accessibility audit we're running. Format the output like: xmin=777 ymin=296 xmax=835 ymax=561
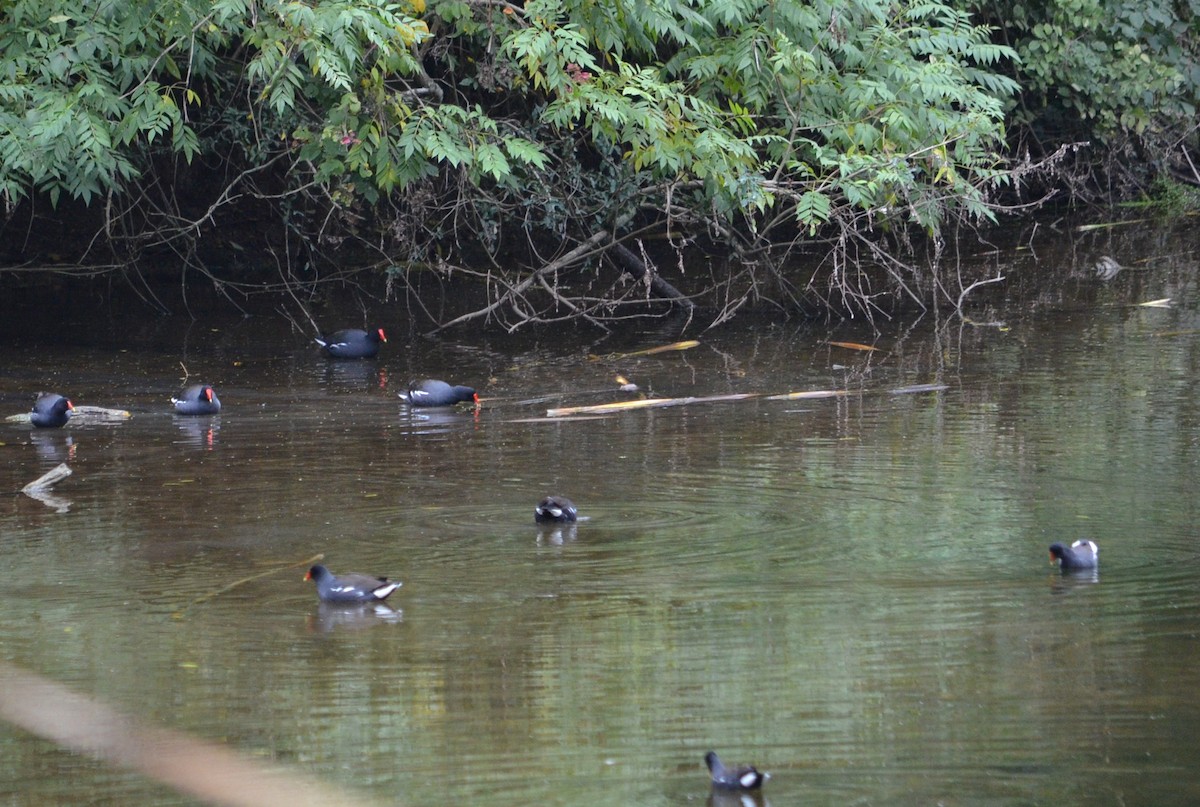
xmin=0 ymin=0 xmax=1196 ymax=327
xmin=970 ymin=0 xmax=1200 ymax=199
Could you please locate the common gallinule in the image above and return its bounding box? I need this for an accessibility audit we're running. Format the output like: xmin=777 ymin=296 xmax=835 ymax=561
xmin=315 ymin=328 xmax=387 ymax=359
xmin=399 ymin=379 xmax=479 ymax=407
xmin=1049 ymin=540 xmax=1099 ymax=570
xmin=304 ymin=564 xmax=402 ymax=603
xmin=171 ymin=384 xmax=221 ymax=415
xmin=30 ymin=393 xmax=74 ymax=428
xmin=535 ymin=496 xmax=578 ymax=523
xmin=705 ymin=751 xmax=769 ymax=791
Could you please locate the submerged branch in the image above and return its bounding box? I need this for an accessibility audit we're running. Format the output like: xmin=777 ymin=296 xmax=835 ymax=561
xmin=22 ymin=464 xmax=72 ymax=493
xmin=21 ymin=464 xmax=73 ymax=513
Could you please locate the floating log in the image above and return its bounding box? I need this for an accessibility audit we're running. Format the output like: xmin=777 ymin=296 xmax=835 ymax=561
xmin=22 ymin=463 xmax=72 ymax=493
xmin=21 ymin=463 xmax=73 ymax=513
xmin=547 ymin=382 xmax=947 ymax=417
xmin=589 ymin=340 xmax=700 ymax=361
xmin=73 ymin=405 xmax=133 ymax=422
xmin=764 ymin=389 xmax=851 ymax=401
xmin=547 ymin=393 xmax=757 ymax=417
xmin=5 ymin=406 xmax=132 ymax=425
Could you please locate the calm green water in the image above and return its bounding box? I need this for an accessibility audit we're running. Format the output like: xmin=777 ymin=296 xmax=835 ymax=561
xmin=1 ymin=223 xmax=1199 ymax=806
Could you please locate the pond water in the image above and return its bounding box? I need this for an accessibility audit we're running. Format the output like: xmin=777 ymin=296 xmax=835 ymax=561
xmin=1 ymin=217 xmax=1199 ymax=806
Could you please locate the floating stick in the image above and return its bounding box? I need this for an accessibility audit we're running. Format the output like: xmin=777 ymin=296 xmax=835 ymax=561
xmin=547 ymin=393 xmax=757 ymax=417
xmin=827 ymin=341 xmax=878 ymax=351
xmin=764 ymin=389 xmax=850 ymax=401
xmin=590 ymin=339 xmax=700 ymax=360
xmin=173 ymin=553 xmax=325 ymax=617
xmin=547 ymin=382 xmax=947 ymax=416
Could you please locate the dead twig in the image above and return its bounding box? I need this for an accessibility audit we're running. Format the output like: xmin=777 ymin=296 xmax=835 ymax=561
xmin=172 ymin=553 xmax=325 ymax=617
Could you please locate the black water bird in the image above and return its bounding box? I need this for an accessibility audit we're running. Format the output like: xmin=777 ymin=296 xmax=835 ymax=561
xmin=315 ymin=327 xmax=387 ymax=359
xmin=30 ymin=393 xmax=74 ymax=428
xmin=304 ymin=564 xmax=402 ymax=604
xmin=172 ymin=384 xmax=221 ymax=415
xmin=705 ymin=751 xmax=769 ymax=791
xmin=399 ymin=379 xmax=479 ymax=407
xmin=1049 ymin=540 xmax=1099 ymax=570
xmin=535 ymin=496 xmax=578 ymax=524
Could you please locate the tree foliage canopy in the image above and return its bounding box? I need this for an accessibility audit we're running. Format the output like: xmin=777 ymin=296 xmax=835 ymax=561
xmin=0 ymin=0 xmax=1193 ymax=326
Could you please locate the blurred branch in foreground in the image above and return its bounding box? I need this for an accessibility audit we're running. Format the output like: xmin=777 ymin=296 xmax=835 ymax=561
xmin=0 ymin=661 xmax=390 ymax=807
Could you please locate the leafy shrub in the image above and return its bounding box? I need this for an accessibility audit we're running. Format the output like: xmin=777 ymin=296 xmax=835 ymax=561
xmin=971 ymin=0 xmax=1200 ymax=192
xmin=1 ymin=0 xmax=1025 ymax=323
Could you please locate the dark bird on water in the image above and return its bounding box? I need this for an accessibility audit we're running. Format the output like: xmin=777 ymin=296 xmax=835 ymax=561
xmin=535 ymin=496 xmax=578 ymax=524
xmin=705 ymin=751 xmax=769 ymax=791
xmin=1049 ymin=540 xmax=1099 ymax=570
xmin=171 ymin=385 xmax=221 ymax=415
xmin=315 ymin=328 xmax=387 ymax=359
xmin=399 ymin=379 xmax=479 ymax=408
xmin=30 ymin=393 xmax=74 ymax=428
xmin=304 ymin=564 xmax=402 ymax=604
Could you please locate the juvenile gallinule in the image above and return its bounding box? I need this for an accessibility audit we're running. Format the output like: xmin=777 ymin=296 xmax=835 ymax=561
xmin=30 ymin=393 xmax=74 ymax=428
xmin=171 ymin=384 xmax=221 ymax=415
xmin=705 ymin=751 xmax=769 ymax=791
xmin=535 ymin=496 xmax=578 ymax=524
xmin=304 ymin=564 xmax=402 ymax=603
xmin=315 ymin=328 xmax=387 ymax=359
xmin=1049 ymin=540 xmax=1099 ymax=570
xmin=399 ymin=379 xmax=479 ymax=407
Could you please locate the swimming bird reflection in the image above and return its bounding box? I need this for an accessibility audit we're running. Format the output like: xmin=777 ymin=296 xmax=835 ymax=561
xmin=308 ymin=602 xmax=403 ymax=633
